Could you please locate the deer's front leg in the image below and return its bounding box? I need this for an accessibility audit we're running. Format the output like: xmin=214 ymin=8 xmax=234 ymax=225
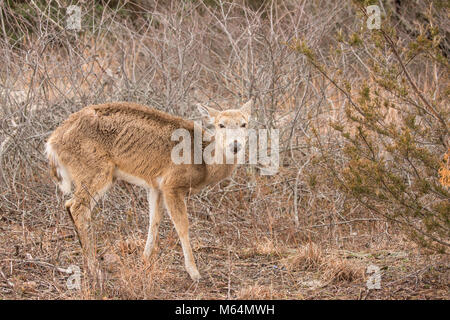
xmin=162 ymin=189 xmax=200 ymax=281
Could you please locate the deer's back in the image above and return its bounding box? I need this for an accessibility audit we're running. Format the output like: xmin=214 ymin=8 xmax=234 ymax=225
xmin=47 ymin=102 xmax=206 ymax=189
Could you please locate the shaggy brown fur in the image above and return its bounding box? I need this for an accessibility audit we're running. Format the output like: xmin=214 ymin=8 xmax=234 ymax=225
xmin=46 ymin=101 xmax=252 ymax=281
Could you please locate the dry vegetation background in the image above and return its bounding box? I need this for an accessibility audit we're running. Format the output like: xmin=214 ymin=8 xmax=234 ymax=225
xmin=0 ymin=0 xmax=448 ymax=299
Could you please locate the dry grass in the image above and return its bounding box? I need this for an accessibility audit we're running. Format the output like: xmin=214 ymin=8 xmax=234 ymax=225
xmin=0 ymin=195 xmax=448 ymax=299
xmin=235 ymin=285 xmax=279 ymax=300
xmin=283 ymin=243 xmax=324 ymax=272
xmin=282 ymin=242 xmax=364 ymax=286
xmin=0 ymin=0 xmax=448 ymax=300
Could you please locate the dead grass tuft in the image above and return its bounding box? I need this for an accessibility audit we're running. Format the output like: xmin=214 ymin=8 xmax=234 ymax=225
xmin=283 ymin=243 xmax=364 ymax=284
xmin=283 ymin=243 xmax=324 ymax=272
xmin=320 ymin=256 xmax=364 ymax=284
xmin=235 ymin=285 xmax=276 ymax=300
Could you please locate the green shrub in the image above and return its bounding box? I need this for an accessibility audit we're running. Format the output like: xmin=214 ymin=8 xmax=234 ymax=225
xmin=292 ymin=0 xmax=449 ymax=252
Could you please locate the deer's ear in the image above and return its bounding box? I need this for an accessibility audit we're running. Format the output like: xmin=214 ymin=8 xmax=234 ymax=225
xmin=197 ymin=104 xmax=219 ymax=122
xmin=240 ymin=99 xmax=253 ymax=118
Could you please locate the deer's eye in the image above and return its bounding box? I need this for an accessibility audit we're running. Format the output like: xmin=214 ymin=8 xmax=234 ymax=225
xmin=241 ymin=123 xmax=247 ymax=128
xmin=219 ymin=124 xmax=225 ymax=128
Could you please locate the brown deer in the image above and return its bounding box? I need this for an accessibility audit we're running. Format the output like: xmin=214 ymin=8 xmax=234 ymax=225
xmin=46 ymin=101 xmax=252 ymax=281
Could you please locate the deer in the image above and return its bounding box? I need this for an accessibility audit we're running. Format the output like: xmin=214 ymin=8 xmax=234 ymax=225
xmin=45 ymin=100 xmax=252 ymax=281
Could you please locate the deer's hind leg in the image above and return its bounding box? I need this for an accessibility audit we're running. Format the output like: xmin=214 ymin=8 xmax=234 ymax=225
xmin=65 ymin=161 xmax=115 ymax=274
xmin=143 ymin=188 xmax=162 ymax=260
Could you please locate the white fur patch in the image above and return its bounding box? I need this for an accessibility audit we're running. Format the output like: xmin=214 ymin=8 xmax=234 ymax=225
xmin=45 ymin=142 xmax=72 ymax=194
xmin=114 ymin=169 xmax=150 ymax=188
xmin=156 ymin=176 xmax=164 ymax=189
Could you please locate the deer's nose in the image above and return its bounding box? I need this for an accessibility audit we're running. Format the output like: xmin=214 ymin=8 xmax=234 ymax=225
xmin=230 ymin=141 xmax=241 ymax=154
